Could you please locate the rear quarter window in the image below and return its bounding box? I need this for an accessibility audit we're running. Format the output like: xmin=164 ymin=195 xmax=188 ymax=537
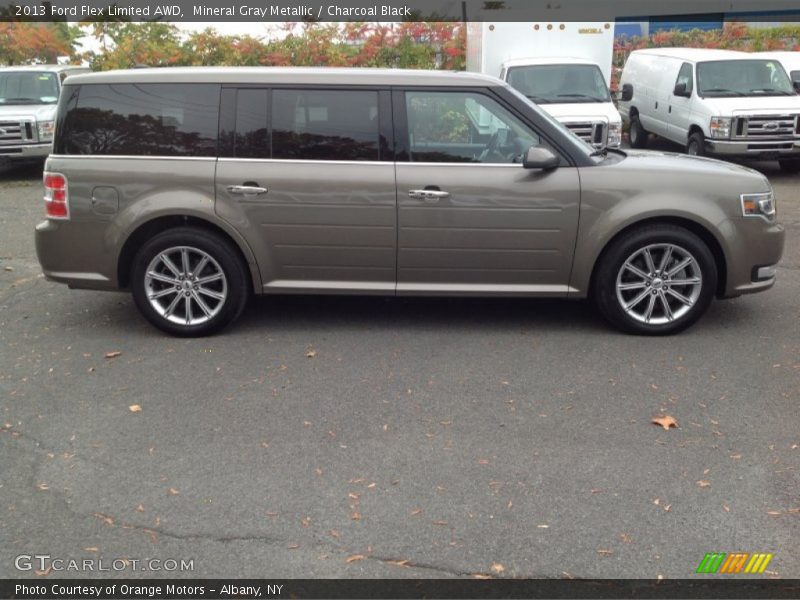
xmin=55 ymin=83 xmax=220 ymax=156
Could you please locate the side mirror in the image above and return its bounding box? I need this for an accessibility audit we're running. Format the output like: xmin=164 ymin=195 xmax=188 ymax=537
xmin=791 ymin=72 xmax=800 ymax=93
xmin=620 ymin=83 xmax=633 ymax=102
xmin=523 ymin=146 xmax=560 ymax=170
xmin=673 ymin=82 xmax=690 ymax=97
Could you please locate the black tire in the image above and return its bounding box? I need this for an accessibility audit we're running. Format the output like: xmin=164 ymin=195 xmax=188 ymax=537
xmin=593 ymin=224 xmax=717 ymax=335
xmin=131 ymin=227 xmax=249 ymax=336
xmin=629 ymin=114 xmax=648 ymax=149
xmin=686 ymin=132 xmax=706 ymax=157
xmin=778 ymin=158 xmax=800 ymax=174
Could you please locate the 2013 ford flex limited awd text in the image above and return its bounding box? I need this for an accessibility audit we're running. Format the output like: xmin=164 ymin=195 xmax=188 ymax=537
xmin=35 ymin=67 xmax=785 ymax=336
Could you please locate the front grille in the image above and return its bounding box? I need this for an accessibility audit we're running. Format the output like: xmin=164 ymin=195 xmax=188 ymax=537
xmin=733 ymin=114 xmax=800 ymax=140
xmin=0 ymin=119 xmax=35 ymax=145
xmin=564 ymin=121 xmax=607 ymax=147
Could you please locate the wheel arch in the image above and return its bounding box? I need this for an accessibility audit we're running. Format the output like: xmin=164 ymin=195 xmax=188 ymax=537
xmin=587 ymin=216 xmax=728 ymax=299
xmin=117 ymin=215 xmax=261 ymax=293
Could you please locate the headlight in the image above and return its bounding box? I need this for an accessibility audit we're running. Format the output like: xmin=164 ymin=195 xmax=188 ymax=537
xmin=37 ymin=120 xmax=55 ymax=142
xmin=709 ymin=117 xmax=732 ymax=139
xmin=607 ymin=122 xmax=622 ymax=147
xmin=741 ymin=191 xmax=776 ymax=221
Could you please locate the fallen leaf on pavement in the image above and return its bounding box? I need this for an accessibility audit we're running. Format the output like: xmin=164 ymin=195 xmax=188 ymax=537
xmin=410 ymin=508 xmax=422 ymax=516
xmin=490 ymin=562 xmax=505 ymax=574
xmin=472 ymin=574 xmax=492 ymax=579
xmin=136 ymin=504 xmax=145 ymax=512
xmin=36 ymin=482 xmax=49 ymax=491
xmin=346 ymin=554 xmax=366 ymax=564
xmin=105 ymin=351 xmax=122 ymax=359
xmin=128 ymin=405 xmax=142 ymax=413
xmin=386 ymin=559 xmax=410 ymax=568
xmin=168 ymin=488 xmax=180 ymax=495
xmin=697 ymin=480 xmax=711 ymax=488
xmin=651 ymin=415 xmax=678 ymax=430
xmin=620 ymin=533 xmax=632 ymax=543
xmin=305 ymin=349 xmax=317 ymax=358
xmin=597 ymin=549 xmax=614 ymax=556
xmin=84 ymin=547 xmax=98 ymax=553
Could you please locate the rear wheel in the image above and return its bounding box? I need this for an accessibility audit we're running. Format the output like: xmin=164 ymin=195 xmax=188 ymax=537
xmin=629 ymin=114 xmax=648 ymax=149
xmin=778 ymin=158 xmax=800 ymax=174
xmin=131 ymin=227 xmax=249 ymax=336
xmin=686 ymin=132 xmax=706 ymax=156
xmin=593 ymin=225 xmax=717 ymax=335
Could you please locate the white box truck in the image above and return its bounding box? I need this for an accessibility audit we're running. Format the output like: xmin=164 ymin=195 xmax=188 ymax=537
xmin=467 ymin=22 xmax=622 ymax=148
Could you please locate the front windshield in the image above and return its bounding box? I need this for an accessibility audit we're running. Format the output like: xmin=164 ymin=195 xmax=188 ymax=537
xmin=0 ymin=71 xmax=60 ymax=105
xmin=503 ymin=84 xmax=597 ymax=157
xmin=506 ymin=64 xmax=611 ymax=104
xmin=697 ymin=60 xmax=795 ymax=97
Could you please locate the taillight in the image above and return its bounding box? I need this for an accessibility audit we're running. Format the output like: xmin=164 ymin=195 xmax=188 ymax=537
xmin=43 ymin=172 xmax=69 ymax=219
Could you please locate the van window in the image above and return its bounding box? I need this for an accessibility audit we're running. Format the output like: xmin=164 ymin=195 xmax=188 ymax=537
xmin=405 ymin=91 xmax=539 ymax=164
xmin=675 ymin=63 xmax=693 ymax=95
xmin=56 ymin=83 xmax=219 ymax=156
xmin=271 ymin=89 xmax=380 ymax=161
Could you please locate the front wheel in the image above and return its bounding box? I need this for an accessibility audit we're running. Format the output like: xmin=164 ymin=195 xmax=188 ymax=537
xmin=593 ymin=225 xmax=717 ymax=335
xmin=629 ymin=115 xmax=648 ymax=149
xmin=686 ymin=132 xmax=706 ymax=156
xmin=131 ymin=227 xmax=249 ymax=336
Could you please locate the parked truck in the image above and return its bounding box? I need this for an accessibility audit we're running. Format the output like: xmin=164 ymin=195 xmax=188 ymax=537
xmin=0 ymin=64 xmax=90 ymax=164
xmin=467 ymin=22 xmax=622 ymax=148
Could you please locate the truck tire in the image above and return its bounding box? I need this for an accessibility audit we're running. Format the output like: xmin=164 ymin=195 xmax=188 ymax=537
xmin=629 ymin=114 xmax=648 ymax=149
xmin=686 ymin=132 xmax=706 ymax=157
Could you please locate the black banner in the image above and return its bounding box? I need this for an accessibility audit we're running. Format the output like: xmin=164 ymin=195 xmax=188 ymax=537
xmin=1 ymin=0 xmax=800 ymax=22
xmin=4 ymin=579 xmax=800 ymax=599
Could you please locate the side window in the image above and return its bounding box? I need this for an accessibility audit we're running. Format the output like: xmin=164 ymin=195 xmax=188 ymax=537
xmin=234 ymin=88 xmax=269 ymax=159
xmin=676 ymin=62 xmax=693 ymax=95
xmin=405 ymin=91 xmax=540 ymax=164
xmin=58 ymin=83 xmax=219 ymax=156
xmin=272 ymin=89 xmax=380 ymax=161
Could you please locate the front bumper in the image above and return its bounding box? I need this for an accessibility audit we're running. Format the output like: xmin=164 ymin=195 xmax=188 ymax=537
xmin=719 ymin=217 xmax=785 ymax=298
xmin=706 ymin=138 xmax=800 ymax=157
xmin=0 ymin=142 xmax=51 ymax=160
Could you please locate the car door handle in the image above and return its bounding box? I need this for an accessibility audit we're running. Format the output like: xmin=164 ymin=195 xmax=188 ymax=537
xmin=408 ymin=189 xmax=450 ymax=201
xmin=227 ymin=185 xmax=268 ymax=195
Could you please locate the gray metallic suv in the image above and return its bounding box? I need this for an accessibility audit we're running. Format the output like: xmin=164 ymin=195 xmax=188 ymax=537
xmin=36 ymin=67 xmax=785 ymax=336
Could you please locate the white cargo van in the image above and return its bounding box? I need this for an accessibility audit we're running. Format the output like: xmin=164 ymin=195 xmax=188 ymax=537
xmin=0 ymin=64 xmax=90 ymax=163
xmin=618 ymin=48 xmax=800 ymax=172
xmin=467 ymin=22 xmax=622 ymax=148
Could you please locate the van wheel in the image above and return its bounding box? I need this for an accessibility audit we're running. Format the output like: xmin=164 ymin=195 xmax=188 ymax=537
xmin=629 ymin=115 xmax=648 ymax=149
xmin=686 ymin=132 xmax=705 ymax=156
xmin=593 ymin=224 xmax=717 ymax=335
xmin=131 ymin=227 xmax=249 ymax=336
xmin=778 ymin=158 xmax=800 ymax=174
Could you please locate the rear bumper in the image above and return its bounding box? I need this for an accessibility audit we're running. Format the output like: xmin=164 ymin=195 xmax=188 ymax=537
xmin=35 ymin=219 xmax=118 ymax=291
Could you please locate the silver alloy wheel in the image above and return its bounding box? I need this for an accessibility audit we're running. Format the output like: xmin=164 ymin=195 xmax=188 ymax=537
xmin=144 ymin=246 xmax=228 ymax=326
xmin=615 ymin=243 xmax=703 ymax=325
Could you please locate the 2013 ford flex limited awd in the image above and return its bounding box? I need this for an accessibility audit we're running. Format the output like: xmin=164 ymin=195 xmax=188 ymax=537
xmin=35 ymin=67 xmax=785 ymax=336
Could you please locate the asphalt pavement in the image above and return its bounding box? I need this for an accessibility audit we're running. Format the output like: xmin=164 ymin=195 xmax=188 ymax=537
xmin=1 ymin=145 xmax=798 ymax=580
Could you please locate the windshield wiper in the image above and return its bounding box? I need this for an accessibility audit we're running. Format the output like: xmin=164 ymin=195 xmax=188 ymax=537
xmin=701 ymin=88 xmax=745 ymax=97
xmin=0 ymin=97 xmax=42 ymax=104
xmin=526 ymin=94 xmax=552 ymax=104
xmin=557 ymin=93 xmax=606 ymax=102
xmin=749 ymin=88 xmax=794 ymax=96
